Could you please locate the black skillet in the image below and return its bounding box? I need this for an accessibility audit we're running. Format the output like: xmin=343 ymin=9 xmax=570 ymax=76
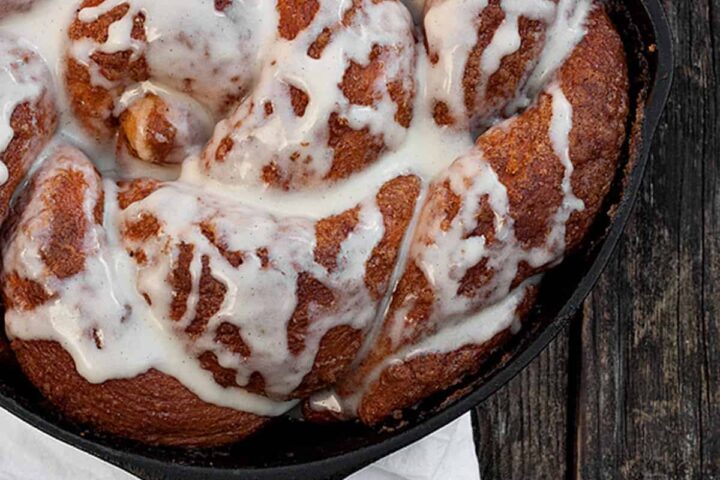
xmin=0 ymin=0 xmax=673 ymax=478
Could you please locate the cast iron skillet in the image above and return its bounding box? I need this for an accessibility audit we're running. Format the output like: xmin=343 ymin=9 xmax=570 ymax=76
xmin=0 ymin=1 xmax=673 ymax=478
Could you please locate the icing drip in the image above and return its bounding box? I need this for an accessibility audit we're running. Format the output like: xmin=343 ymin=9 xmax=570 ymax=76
xmin=506 ymin=0 xmax=593 ymax=114
xmin=425 ymin=0 xmax=488 ymax=124
xmin=3 ymin=149 xmax=295 ymax=415
xmin=408 ymin=82 xmax=585 ymax=340
xmin=425 ymin=0 xmax=557 ymax=126
xmin=480 ymin=0 xmax=555 ymax=79
xmin=121 ymin=181 xmax=384 ymax=398
xmin=0 ymin=34 xmax=50 ymax=184
xmin=202 ymin=0 xmax=416 ymax=189
xmin=309 ymin=276 xmax=538 ymax=414
xmin=412 ymin=150 xmax=517 ymax=325
xmin=538 ymin=82 xmax=585 ymax=260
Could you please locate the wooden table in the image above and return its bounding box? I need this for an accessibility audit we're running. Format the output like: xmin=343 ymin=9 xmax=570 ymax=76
xmin=474 ymin=2 xmax=720 ymax=478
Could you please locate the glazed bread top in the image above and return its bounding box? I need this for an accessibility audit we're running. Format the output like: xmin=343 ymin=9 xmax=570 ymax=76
xmin=0 ymin=0 xmax=627 ymax=445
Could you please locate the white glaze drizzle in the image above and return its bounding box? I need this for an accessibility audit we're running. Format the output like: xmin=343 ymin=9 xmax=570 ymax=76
xmin=0 ymin=0 xmax=594 ymax=418
xmin=425 ymin=0 xmax=557 ymax=127
xmin=506 ymin=0 xmax=593 ymax=114
xmin=121 ymin=180 xmax=384 ymax=398
xmin=181 ymin=49 xmax=473 ymax=219
xmin=202 ymin=0 xmax=416 ymax=189
xmin=424 ymin=0 xmax=488 ymax=124
xmin=480 ymin=0 xmax=555 ymax=79
xmin=399 ymin=81 xmax=586 ymax=345
xmin=71 ymin=0 xmax=277 ymax=119
xmin=309 ymin=276 xmax=539 ymax=414
xmin=0 ymin=34 xmax=52 ymax=185
xmin=3 ymin=148 xmax=296 ymax=415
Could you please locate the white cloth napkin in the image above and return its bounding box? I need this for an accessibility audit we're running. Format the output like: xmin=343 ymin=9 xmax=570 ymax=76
xmin=347 ymin=414 xmax=480 ymax=480
xmin=0 ymin=409 xmax=479 ymax=480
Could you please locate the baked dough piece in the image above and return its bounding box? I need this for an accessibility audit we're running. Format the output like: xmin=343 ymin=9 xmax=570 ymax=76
xmin=3 ymin=148 xmax=268 ymax=446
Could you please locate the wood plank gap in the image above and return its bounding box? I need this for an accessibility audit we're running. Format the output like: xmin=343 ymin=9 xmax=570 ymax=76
xmin=565 ymin=311 xmax=583 ymax=480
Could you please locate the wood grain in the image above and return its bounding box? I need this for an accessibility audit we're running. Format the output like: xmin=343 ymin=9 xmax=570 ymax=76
xmin=474 ymin=325 xmax=574 ymax=480
xmin=475 ymin=1 xmax=720 ymax=478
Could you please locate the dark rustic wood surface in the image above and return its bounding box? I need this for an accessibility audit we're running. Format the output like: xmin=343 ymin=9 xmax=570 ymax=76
xmin=474 ymin=1 xmax=720 ymax=478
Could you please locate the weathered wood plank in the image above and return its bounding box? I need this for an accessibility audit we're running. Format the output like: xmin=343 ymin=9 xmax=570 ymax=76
xmin=574 ymin=1 xmax=719 ymax=478
xmin=698 ymin=0 xmax=719 ymax=475
xmin=474 ymin=327 xmax=571 ymax=480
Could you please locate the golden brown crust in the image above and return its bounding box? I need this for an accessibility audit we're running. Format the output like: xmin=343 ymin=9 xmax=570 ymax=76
xmin=294 ymin=325 xmax=363 ymax=397
xmin=315 ymin=207 xmax=361 ymax=272
xmin=13 ymin=340 xmax=267 ymax=447
xmin=168 ymin=243 xmax=195 ymax=322
xmin=364 ymin=175 xmax=423 ymax=299
xmin=3 ymin=272 xmax=54 ymax=312
xmin=38 ymin=168 xmax=94 ymax=279
xmin=117 ymin=178 xmax=161 ymax=209
xmin=287 ymin=273 xmax=337 ymax=356
xmin=357 ymin=286 xmax=537 ymax=424
xmin=325 ymin=113 xmax=386 ymax=182
xmin=277 ymin=0 xmax=320 ymax=40
xmin=185 ymin=255 xmax=228 ymax=338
